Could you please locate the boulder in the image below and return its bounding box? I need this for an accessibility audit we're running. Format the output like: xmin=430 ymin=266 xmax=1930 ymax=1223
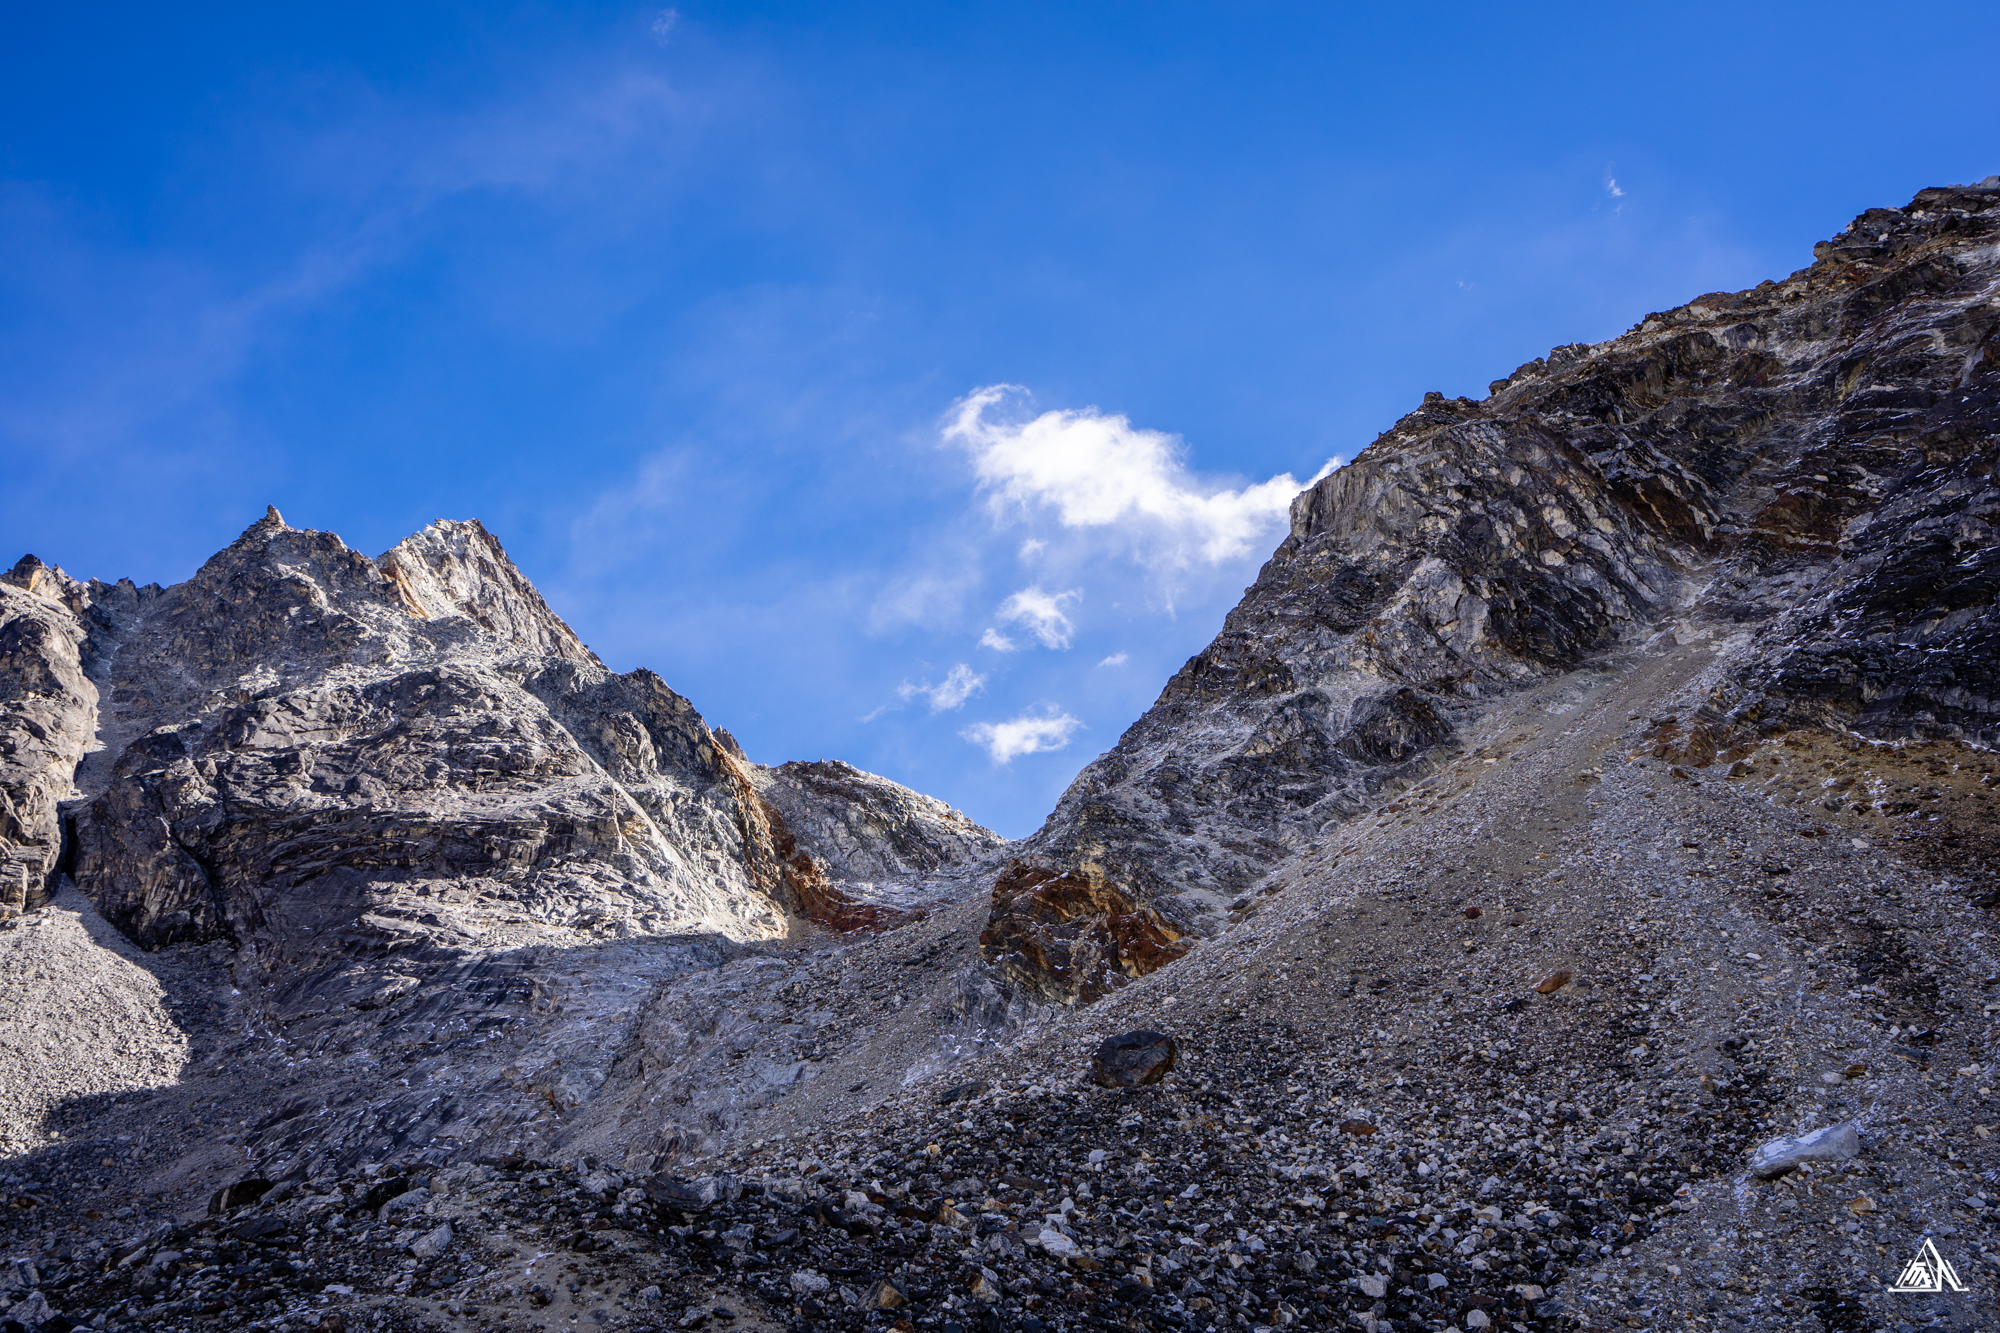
xmin=1089 ymin=1030 xmax=1177 ymax=1088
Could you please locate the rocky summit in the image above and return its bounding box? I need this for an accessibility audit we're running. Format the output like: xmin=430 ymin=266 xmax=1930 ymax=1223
xmin=2 ymin=182 xmax=1998 ymax=1333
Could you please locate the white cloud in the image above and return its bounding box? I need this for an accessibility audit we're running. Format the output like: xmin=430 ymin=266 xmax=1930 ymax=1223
xmin=944 ymin=385 xmax=1333 ymax=571
xmin=896 ymin=663 xmax=986 ymax=713
xmin=996 ymin=585 xmax=1079 ymax=649
xmin=1605 ymin=176 xmax=1625 ymax=198
xmin=1097 ymin=652 xmax=1128 ymax=667
xmin=978 ymin=627 xmax=1017 ymax=652
xmin=649 ymin=8 xmax=681 ymax=43
xmin=961 ymin=706 xmax=1083 ymax=764
xmin=1018 ymin=537 xmax=1045 ymax=559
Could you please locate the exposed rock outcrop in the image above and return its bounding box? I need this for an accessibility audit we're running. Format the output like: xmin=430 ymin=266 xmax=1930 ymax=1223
xmin=992 ymin=179 xmax=2000 ymax=1003
xmin=0 ymin=557 xmax=98 ymax=914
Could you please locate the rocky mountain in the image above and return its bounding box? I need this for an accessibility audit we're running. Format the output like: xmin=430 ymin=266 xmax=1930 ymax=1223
xmin=980 ymin=177 xmax=2000 ymax=1007
xmin=0 ymin=510 xmax=1005 ymax=1174
xmin=2 ymin=180 xmax=1998 ymax=1333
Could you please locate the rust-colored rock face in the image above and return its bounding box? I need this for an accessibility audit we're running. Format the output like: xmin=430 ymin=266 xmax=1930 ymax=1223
xmin=978 ymin=859 xmax=1188 ymax=1004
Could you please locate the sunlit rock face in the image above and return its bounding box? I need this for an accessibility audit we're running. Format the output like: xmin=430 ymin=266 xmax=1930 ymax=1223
xmin=992 ymin=180 xmax=2000 ymax=1002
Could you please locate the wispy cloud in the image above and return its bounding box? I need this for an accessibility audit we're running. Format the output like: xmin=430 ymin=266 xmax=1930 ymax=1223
xmin=649 ymin=8 xmax=681 ymax=44
xmin=897 ymin=663 xmax=986 ymax=712
xmin=962 ymin=706 xmax=1082 ymax=764
xmin=978 ymin=627 xmax=1017 ymax=652
xmin=994 ymin=585 xmax=1079 ymax=649
xmin=1097 ymin=651 xmax=1128 ymax=667
xmin=944 ymin=385 xmax=1332 ymax=571
xmin=1604 ymin=174 xmax=1625 ymax=199
xmin=868 ymin=566 xmax=980 ymax=633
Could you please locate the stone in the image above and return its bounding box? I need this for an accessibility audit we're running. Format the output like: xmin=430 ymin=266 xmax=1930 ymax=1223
xmin=1355 ymin=1274 xmax=1388 ymax=1298
xmin=1338 ymin=1120 xmax=1378 ymax=1137
xmin=864 ymin=1278 xmax=907 ymax=1309
xmin=408 ymin=1223 xmax=452 ymax=1260
xmin=1088 ymin=1031 xmax=1177 ymax=1088
xmin=645 ymin=1176 xmax=712 ymax=1215
xmin=788 ymin=1270 xmax=830 ymax=1295
xmin=1037 ymin=1228 xmax=1081 ymax=1259
xmin=937 ymin=1081 xmax=990 ymax=1105
xmin=1748 ymin=1123 xmax=1861 ymax=1178
xmin=207 ymin=1178 xmax=274 ymax=1214
xmin=1533 ymin=969 xmax=1574 ymax=995
xmin=377 ymin=1188 xmax=431 ymax=1222
xmin=1465 ymin=1312 xmax=1492 ymax=1330
xmin=1 ymin=1290 xmax=54 ymax=1327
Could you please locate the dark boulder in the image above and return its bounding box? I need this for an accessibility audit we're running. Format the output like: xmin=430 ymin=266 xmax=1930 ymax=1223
xmin=1089 ymin=1030 xmax=1176 ymax=1088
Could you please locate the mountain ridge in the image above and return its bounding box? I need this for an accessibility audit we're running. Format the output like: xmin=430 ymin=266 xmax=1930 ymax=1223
xmin=1 ymin=180 xmax=1997 ymax=1333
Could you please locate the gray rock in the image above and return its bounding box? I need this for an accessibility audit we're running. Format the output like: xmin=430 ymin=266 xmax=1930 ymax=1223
xmin=408 ymin=1222 xmax=452 ymax=1259
xmin=377 ymin=1187 xmax=431 ymax=1221
xmin=0 ymin=1290 xmax=54 ymax=1327
xmin=1748 ymin=1123 xmax=1861 ymax=1178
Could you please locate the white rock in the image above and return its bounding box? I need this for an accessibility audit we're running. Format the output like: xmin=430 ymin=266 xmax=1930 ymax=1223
xmin=1466 ymin=1311 xmax=1493 ymax=1330
xmin=1355 ymin=1274 xmax=1388 ymax=1298
xmin=1037 ymin=1228 xmax=1081 ymax=1258
xmin=1747 ymin=1122 xmax=1860 ymax=1178
xmin=1426 ymin=1273 xmax=1449 ymax=1289
xmin=789 ymin=1270 xmax=830 ymax=1295
xmin=408 ymin=1222 xmax=452 ymax=1260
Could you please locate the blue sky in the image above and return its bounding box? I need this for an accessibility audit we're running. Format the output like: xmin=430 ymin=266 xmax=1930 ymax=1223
xmin=4 ymin=2 xmax=1997 ymax=837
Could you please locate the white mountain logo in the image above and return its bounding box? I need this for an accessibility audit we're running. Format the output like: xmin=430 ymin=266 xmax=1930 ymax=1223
xmin=1886 ymin=1238 xmax=1968 ymax=1294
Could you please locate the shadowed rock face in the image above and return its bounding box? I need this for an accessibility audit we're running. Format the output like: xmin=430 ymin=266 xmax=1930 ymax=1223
xmin=991 ymin=180 xmax=2000 ymax=1003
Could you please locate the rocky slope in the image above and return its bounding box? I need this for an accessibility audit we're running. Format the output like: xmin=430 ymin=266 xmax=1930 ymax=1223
xmin=2 ymin=180 xmax=1999 ymax=1333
